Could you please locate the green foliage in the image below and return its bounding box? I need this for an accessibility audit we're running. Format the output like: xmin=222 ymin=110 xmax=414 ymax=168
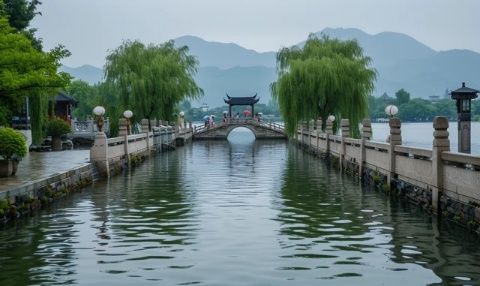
xmin=395 ymin=88 xmax=410 ymax=105
xmin=368 ymin=89 xmax=458 ymax=122
xmin=3 ymin=0 xmax=42 ymax=49
xmin=94 ymin=82 xmax=121 ymax=136
xmin=0 ymin=127 xmax=27 ymax=159
xmin=0 ymin=16 xmax=70 ymax=144
xmin=3 ymin=0 xmax=40 ymax=31
xmin=46 ymin=118 xmax=71 ymax=137
xmin=104 ymin=40 xmax=203 ymax=125
xmin=271 ymin=35 xmax=376 ymax=137
xmin=66 ymin=80 xmax=98 ymax=119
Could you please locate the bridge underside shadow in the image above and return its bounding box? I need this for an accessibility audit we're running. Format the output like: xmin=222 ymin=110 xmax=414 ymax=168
xmin=193 ymin=120 xmax=287 ymax=140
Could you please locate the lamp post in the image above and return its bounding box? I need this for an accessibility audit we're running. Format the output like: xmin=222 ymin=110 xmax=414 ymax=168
xmin=179 ymin=111 xmax=185 ymax=128
xmin=385 ymin=105 xmax=399 ymax=118
xmin=123 ymin=110 xmax=133 ymax=135
xmin=451 ymin=82 xmax=479 ymax=154
xmin=93 ymin=106 xmax=106 ymax=132
xmin=91 ymin=106 xmax=109 ymax=177
xmin=326 ymin=115 xmax=335 ymax=135
xmin=328 ymin=115 xmax=335 ymax=123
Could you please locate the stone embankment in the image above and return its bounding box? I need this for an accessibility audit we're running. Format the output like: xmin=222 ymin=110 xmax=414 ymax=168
xmin=0 ymin=118 xmax=193 ymax=223
xmin=295 ymin=116 xmax=480 ymax=233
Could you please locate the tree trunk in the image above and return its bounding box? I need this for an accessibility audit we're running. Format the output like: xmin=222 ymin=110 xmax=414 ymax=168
xmin=52 ymin=136 xmax=62 ymax=151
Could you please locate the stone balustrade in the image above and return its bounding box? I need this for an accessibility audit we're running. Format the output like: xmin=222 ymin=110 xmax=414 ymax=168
xmin=297 ymin=116 xmax=480 ymax=229
xmin=90 ymin=118 xmax=193 ymax=177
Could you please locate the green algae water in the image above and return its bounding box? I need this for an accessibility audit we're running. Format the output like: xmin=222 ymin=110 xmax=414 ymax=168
xmin=1 ymin=129 xmax=479 ymax=286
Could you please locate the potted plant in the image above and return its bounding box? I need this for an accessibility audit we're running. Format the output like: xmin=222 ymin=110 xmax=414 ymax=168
xmin=0 ymin=127 xmax=27 ymax=177
xmin=46 ymin=118 xmax=71 ymax=151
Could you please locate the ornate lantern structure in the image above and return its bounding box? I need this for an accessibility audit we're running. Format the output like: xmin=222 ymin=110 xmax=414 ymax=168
xmin=451 ymin=82 xmax=479 ymax=153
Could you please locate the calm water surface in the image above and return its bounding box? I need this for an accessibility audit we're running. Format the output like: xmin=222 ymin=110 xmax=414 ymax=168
xmin=1 ymin=129 xmax=479 ymax=286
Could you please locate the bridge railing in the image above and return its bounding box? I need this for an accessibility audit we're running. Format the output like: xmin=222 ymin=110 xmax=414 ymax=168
xmin=193 ymin=118 xmax=285 ymax=134
xmin=71 ymin=119 xmax=110 ymax=138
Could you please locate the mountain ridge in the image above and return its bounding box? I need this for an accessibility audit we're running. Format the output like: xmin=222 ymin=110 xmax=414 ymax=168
xmin=62 ymin=27 xmax=480 ymax=107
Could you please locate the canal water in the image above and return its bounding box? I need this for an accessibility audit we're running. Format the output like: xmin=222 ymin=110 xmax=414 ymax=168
xmin=1 ymin=129 xmax=479 ymax=286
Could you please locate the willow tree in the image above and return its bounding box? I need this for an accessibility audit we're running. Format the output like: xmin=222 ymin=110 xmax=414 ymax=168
xmin=0 ymin=17 xmax=70 ymax=144
xmin=104 ymin=40 xmax=203 ymax=128
xmin=271 ymin=35 xmax=376 ymax=137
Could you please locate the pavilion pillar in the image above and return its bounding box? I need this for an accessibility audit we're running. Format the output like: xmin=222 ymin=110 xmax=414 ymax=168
xmin=251 ymin=105 xmax=254 ymax=119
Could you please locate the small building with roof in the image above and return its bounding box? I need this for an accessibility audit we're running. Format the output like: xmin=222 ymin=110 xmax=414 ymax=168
xmin=49 ymin=92 xmax=78 ymax=123
xmin=224 ymin=94 xmax=260 ymax=118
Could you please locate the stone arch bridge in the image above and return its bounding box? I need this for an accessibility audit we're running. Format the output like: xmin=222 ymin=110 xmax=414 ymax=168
xmin=193 ymin=119 xmax=286 ymax=140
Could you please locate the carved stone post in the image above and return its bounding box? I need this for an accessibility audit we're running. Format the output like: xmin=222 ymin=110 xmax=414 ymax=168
xmin=141 ymin=119 xmax=151 ymax=153
xmin=326 ymin=119 xmax=333 ymax=155
xmin=362 ymin=119 xmax=372 ymax=140
xmin=388 ymin=118 xmax=402 ymax=185
xmin=141 ymin=119 xmax=149 ymax=133
xmin=90 ymin=132 xmax=109 ymax=177
xmin=316 ymin=119 xmax=322 ymax=150
xmin=432 ymin=116 xmax=450 ymax=213
xmin=316 ymin=119 xmax=323 ymax=131
xmin=360 ymin=119 xmax=372 ymax=178
xmin=118 ymin=118 xmax=128 ymax=137
xmin=340 ymin=119 xmax=350 ymax=170
xmin=118 ymin=118 xmax=130 ymax=165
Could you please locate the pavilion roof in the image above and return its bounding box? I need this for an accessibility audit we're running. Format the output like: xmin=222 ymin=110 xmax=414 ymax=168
xmin=451 ymin=82 xmax=479 ymax=100
xmin=224 ymin=94 xmax=260 ymax=105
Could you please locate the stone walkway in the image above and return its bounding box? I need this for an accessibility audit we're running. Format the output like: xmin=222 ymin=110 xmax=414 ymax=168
xmin=0 ymin=149 xmax=90 ymax=193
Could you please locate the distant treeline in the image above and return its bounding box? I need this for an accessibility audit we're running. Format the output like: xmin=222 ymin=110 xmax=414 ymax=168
xmin=368 ymin=89 xmax=480 ymax=122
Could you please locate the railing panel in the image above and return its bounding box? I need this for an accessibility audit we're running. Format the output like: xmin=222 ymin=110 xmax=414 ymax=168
xmin=365 ymin=148 xmax=389 ymax=170
xmin=443 ymin=165 xmax=480 ymax=203
xmin=395 ymin=145 xmax=432 ymax=159
xmin=108 ymin=144 xmax=125 ymax=160
xmin=345 ymin=144 xmax=361 ymax=161
xmin=442 ymin=152 xmax=480 ymax=167
xmin=395 ymin=155 xmax=433 ymax=186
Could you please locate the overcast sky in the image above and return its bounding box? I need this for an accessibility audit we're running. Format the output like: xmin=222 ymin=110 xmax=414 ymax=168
xmin=32 ymin=0 xmax=480 ymax=67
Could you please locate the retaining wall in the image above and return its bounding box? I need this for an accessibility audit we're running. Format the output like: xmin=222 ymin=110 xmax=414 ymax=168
xmin=296 ymin=118 xmax=480 ymax=232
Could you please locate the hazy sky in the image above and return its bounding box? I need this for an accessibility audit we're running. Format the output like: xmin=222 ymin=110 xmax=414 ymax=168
xmin=32 ymin=0 xmax=480 ymax=67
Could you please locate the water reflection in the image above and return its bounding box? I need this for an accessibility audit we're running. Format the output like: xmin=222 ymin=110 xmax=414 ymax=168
xmin=0 ymin=137 xmax=480 ymax=285
xmin=0 ymin=197 xmax=83 ymax=285
xmin=387 ymin=201 xmax=480 ymax=285
xmin=88 ymin=151 xmax=199 ymax=280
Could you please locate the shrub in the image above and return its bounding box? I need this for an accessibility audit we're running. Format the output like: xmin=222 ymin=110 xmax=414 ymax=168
xmin=0 ymin=127 xmax=27 ymax=159
xmin=46 ymin=118 xmax=71 ymax=137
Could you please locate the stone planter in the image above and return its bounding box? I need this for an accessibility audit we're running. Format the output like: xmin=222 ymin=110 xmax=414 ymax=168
xmin=52 ymin=136 xmax=62 ymax=151
xmin=0 ymin=160 xmax=12 ymax=177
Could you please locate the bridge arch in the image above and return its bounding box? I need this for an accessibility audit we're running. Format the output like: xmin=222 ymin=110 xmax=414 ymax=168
xmin=225 ymin=125 xmax=257 ymax=139
xmin=193 ymin=120 xmax=286 ymax=140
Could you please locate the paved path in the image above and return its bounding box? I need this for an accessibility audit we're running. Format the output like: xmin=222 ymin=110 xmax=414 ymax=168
xmin=0 ymin=150 xmax=90 ymax=193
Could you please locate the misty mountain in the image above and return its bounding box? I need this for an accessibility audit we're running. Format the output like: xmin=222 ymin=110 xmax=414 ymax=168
xmin=62 ymin=28 xmax=480 ymax=107
xmin=314 ymin=28 xmax=436 ymax=68
xmin=194 ymin=66 xmax=276 ymax=107
xmin=60 ymin=65 xmax=104 ymax=84
xmin=174 ymin=35 xmax=276 ymax=69
xmin=316 ymin=28 xmax=480 ymax=98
